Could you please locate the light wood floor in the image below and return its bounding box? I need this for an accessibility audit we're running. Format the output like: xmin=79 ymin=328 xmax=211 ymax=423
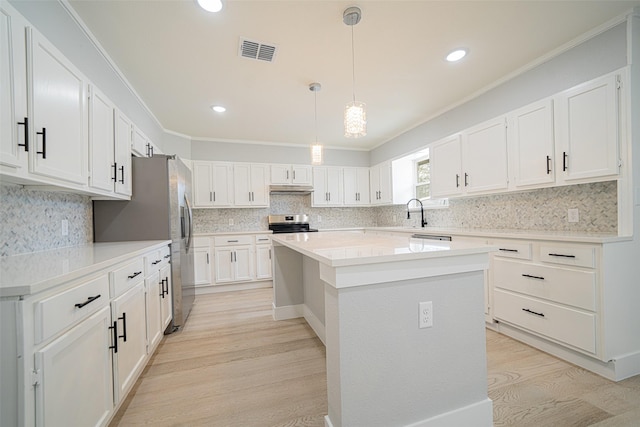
xmin=110 ymin=288 xmax=640 ymax=426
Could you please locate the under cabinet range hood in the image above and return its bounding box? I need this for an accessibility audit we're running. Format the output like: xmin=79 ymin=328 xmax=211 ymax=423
xmin=269 ymin=184 xmax=314 ymax=194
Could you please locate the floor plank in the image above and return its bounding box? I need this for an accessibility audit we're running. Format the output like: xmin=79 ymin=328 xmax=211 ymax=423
xmin=110 ymin=289 xmax=640 ymax=426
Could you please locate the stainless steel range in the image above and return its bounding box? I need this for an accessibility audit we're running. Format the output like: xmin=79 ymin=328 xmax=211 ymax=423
xmin=268 ymin=214 xmax=318 ymax=234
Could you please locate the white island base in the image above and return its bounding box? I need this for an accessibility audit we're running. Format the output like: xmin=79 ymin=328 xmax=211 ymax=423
xmin=271 ymin=231 xmax=494 ymax=427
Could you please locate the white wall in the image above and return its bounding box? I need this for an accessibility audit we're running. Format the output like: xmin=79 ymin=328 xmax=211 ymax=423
xmin=370 ymin=22 xmax=628 ymax=165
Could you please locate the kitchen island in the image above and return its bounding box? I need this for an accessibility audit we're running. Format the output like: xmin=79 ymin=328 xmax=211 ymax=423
xmin=271 ymin=231 xmax=495 ymax=427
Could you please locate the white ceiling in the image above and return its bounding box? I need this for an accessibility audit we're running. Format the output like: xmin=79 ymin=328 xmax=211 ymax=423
xmin=68 ymin=0 xmax=640 ymax=150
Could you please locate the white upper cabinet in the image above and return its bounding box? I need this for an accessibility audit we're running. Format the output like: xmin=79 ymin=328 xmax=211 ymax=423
xmin=193 ymin=161 xmax=234 ymax=207
xmin=343 ymin=167 xmax=370 ymax=205
xmin=88 ymin=85 xmax=116 ymax=193
xmin=430 ymin=135 xmax=464 ymax=198
xmin=233 ymin=163 xmax=269 ymax=207
xmin=114 ymin=109 xmax=132 ymax=197
xmin=462 ymin=116 xmax=509 ymax=194
xmin=509 ymin=99 xmax=555 ymax=189
xmin=313 ymin=166 xmax=343 ymax=206
xmin=270 ymin=164 xmax=312 ymax=185
xmin=370 ymin=161 xmax=392 ymax=205
xmin=29 ymin=27 xmax=88 ymax=186
xmin=0 ymin=2 xmax=28 ymax=171
xmin=555 ymin=73 xmax=620 ymax=183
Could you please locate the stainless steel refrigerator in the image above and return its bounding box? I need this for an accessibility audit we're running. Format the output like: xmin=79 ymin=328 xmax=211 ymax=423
xmin=93 ymin=155 xmax=195 ymax=333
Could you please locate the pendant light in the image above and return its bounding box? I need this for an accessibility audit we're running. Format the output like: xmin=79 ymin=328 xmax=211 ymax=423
xmin=309 ymin=82 xmax=323 ymax=165
xmin=343 ymin=6 xmax=366 ymax=138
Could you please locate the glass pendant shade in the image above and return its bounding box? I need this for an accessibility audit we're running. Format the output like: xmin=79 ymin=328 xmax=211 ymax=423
xmin=344 ymin=101 xmax=366 ymax=138
xmin=311 ymin=144 xmax=323 ymax=165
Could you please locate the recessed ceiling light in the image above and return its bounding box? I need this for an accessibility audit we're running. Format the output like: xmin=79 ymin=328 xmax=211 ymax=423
xmin=211 ymin=105 xmax=226 ymax=113
xmin=197 ymin=0 xmax=222 ymax=13
xmin=446 ymin=49 xmax=467 ymax=62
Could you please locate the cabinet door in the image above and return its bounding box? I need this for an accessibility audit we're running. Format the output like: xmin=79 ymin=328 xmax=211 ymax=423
xmin=326 ymin=167 xmax=342 ymax=205
xmin=312 ymin=167 xmax=328 ymax=205
xmin=114 ymin=109 xmax=132 ymax=197
xmin=256 ymin=245 xmax=272 ymax=280
xmin=111 ymin=282 xmax=147 ymax=404
xmin=233 ymin=246 xmax=254 ymax=282
xmin=35 ymin=306 xmax=113 ymax=427
xmin=211 ymin=163 xmax=233 ymax=206
xmin=145 ymin=272 xmax=162 ymax=352
xmin=0 ymin=3 xmax=28 ymax=170
xmin=429 ymin=135 xmax=463 ymax=198
xmin=356 ymin=167 xmax=370 ymax=204
xmin=555 ymin=73 xmax=619 ymax=182
xmin=88 ymin=85 xmax=115 ymax=193
xmin=159 ymin=264 xmax=173 ymax=330
xmin=462 ymin=117 xmax=508 ymax=194
xmin=292 ymin=165 xmax=312 ymax=184
xmin=193 ymin=162 xmax=214 ymax=207
xmin=343 ymin=167 xmax=359 ymax=205
xmin=214 ymin=247 xmax=234 ymax=283
xmin=29 ymin=29 xmax=88 ymax=185
xmin=510 ymin=99 xmax=555 ymax=188
xmin=249 ymin=164 xmax=269 ymax=206
xmin=270 ymin=164 xmax=290 ymax=184
xmin=376 ymin=161 xmax=392 ymax=204
xmin=233 ymin=164 xmax=251 ymax=206
xmin=194 ymin=246 xmax=211 ymax=285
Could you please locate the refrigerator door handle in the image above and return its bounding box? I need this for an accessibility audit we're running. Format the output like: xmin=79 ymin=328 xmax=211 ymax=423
xmin=184 ymin=194 xmax=193 ymax=253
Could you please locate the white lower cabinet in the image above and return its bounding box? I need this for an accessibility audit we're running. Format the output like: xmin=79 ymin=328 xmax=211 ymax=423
xmin=255 ymin=235 xmax=273 ymax=280
xmin=159 ymin=263 xmax=172 ymax=330
xmin=35 ymin=305 xmax=114 ymax=427
xmin=145 ymin=271 xmax=163 ymax=352
xmin=214 ymin=245 xmax=253 ymax=283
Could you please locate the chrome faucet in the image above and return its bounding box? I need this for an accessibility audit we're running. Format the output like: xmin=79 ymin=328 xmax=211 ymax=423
xmin=406 ymin=198 xmax=427 ymax=227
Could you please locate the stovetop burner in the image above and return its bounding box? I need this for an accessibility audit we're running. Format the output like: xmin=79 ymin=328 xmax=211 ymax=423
xmin=268 ymin=214 xmax=318 ymax=234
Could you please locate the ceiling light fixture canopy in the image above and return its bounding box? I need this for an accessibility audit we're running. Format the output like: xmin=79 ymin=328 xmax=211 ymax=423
xmin=211 ymin=105 xmax=226 ymax=113
xmin=309 ymin=82 xmax=323 ymax=165
xmin=343 ymin=6 xmax=366 ymax=138
xmin=197 ymin=0 xmax=222 ymax=13
xmin=446 ymin=49 xmax=467 ymax=62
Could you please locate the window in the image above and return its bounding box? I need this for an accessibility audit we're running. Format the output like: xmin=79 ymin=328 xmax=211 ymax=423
xmin=416 ymin=158 xmax=430 ymax=200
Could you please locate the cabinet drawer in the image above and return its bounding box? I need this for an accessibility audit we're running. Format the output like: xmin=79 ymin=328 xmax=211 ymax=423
xmin=255 ymin=235 xmax=272 ymax=245
xmin=492 ymin=240 xmax=532 ymax=260
xmin=493 ymin=259 xmax=596 ymax=311
xmin=110 ymin=257 xmax=145 ymax=297
xmin=539 ymin=245 xmax=595 ymax=268
xmin=214 ymin=235 xmax=253 ymax=246
xmin=145 ymin=250 xmax=164 ymax=274
xmin=34 ymin=275 xmax=110 ymax=344
xmin=494 ymin=289 xmax=596 ymax=354
xmin=193 ymin=236 xmax=211 ymax=247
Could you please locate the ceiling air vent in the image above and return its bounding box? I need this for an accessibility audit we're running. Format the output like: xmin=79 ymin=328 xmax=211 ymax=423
xmin=239 ymin=38 xmax=277 ymax=62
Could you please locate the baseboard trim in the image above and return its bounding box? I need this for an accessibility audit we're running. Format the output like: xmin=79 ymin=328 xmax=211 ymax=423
xmin=272 ymin=303 xmax=303 ymax=321
xmin=302 ymin=304 xmax=326 ymax=345
xmin=195 ymin=281 xmax=272 ymax=295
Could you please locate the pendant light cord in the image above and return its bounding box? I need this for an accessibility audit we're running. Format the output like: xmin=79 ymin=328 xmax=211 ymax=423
xmin=314 ymin=89 xmax=319 ymax=144
xmin=351 ymin=24 xmax=356 ymax=103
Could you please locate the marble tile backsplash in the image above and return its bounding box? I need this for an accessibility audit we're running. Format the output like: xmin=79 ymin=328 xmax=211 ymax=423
xmin=0 ymin=183 xmax=93 ymax=257
xmin=194 ymin=181 xmax=617 ymax=234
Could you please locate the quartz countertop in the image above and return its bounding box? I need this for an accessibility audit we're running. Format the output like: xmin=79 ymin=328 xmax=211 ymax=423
xmin=0 ymin=240 xmax=170 ymax=298
xmin=271 ymin=230 xmax=495 ymax=268
xmin=195 ymin=231 xmax=272 ymax=237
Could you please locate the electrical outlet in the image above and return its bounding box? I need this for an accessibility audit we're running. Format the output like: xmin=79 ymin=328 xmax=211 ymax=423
xmin=317 ymin=215 xmax=322 ymax=223
xmin=61 ymin=219 xmax=69 ymax=236
xmin=419 ymin=301 xmax=433 ymax=328
xmin=568 ymin=209 xmax=579 ymax=223
xmin=228 ymin=218 xmax=234 ymax=226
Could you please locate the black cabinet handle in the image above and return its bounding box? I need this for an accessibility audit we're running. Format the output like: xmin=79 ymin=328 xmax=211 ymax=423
xmin=548 ymin=253 xmax=576 ymax=258
xmin=455 ymin=174 xmax=460 ymax=188
xmin=164 ymin=254 xmax=171 ymax=259
xmin=109 ymin=320 xmax=118 ymax=353
xmin=119 ymin=165 xmax=125 ymax=184
xmin=74 ymin=294 xmax=101 ymax=309
xmin=522 ymin=273 xmax=545 ymax=280
xmin=36 ymin=128 xmax=46 ymax=159
xmin=152 ymin=259 xmax=161 ymax=265
xmin=499 ymin=248 xmax=519 ymax=253
xmin=112 ymin=163 xmax=118 ymax=182
xmin=127 ymin=271 xmax=142 ymax=279
xmin=227 ymin=239 xmax=239 ymax=243
xmin=17 ymin=117 xmax=29 ymax=151
xmin=464 ymin=173 xmax=469 ymax=187
xmin=163 ymin=277 xmax=169 ymax=296
xmin=206 ymin=253 xmax=209 ymax=264
xmin=563 ymin=152 xmax=568 ymax=171
xmin=546 ymin=155 xmax=551 ymax=174
xmin=160 ymin=278 xmax=166 ymax=298
xmin=118 ymin=312 xmax=127 ymax=342
xmin=522 ymin=308 xmax=545 ymax=318
xmin=150 ymin=145 xmax=154 ymax=157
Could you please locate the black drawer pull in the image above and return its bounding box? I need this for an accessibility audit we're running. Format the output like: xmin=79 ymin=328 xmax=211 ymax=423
xmin=548 ymin=253 xmax=576 ymax=258
xmin=152 ymin=259 xmax=161 ymax=265
xmin=522 ymin=273 xmax=545 ymax=281
xmin=109 ymin=320 xmax=118 ymax=353
xmin=127 ymin=271 xmax=142 ymax=279
xmin=36 ymin=128 xmax=46 ymax=159
xmin=227 ymin=240 xmax=239 ymax=243
xmin=74 ymin=294 xmax=101 ymax=309
xmin=17 ymin=117 xmax=29 ymax=151
xmin=522 ymin=308 xmax=545 ymax=318
xmin=164 ymin=254 xmax=171 ymax=259
xmin=118 ymin=312 xmax=127 ymax=342
xmin=499 ymin=248 xmax=519 ymax=253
